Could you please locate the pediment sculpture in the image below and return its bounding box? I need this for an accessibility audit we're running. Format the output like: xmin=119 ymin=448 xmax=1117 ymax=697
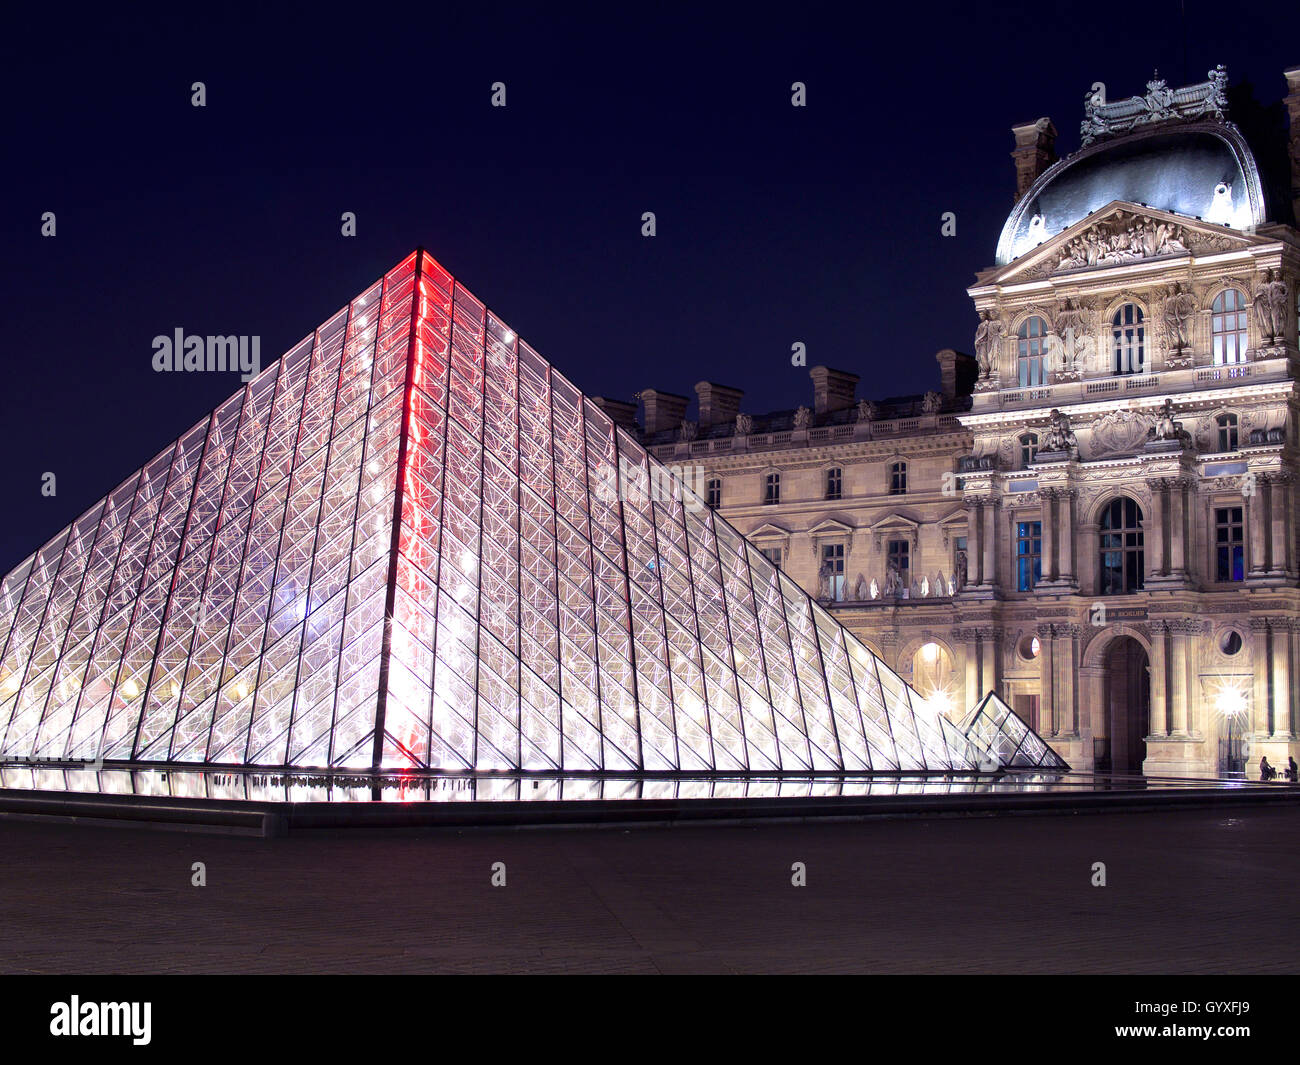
xmin=1057 ymin=212 xmax=1187 ymax=271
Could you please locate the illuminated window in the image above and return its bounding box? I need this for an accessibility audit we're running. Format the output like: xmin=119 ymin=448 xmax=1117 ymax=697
xmin=1017 ymin=316 xmax=1048 ymax=386
xmin=1016 ymin=521 xmax=1042 ymax=591
xmin=1098 ymin=497 xmax=1144 ymax=595
xmin=825 ymin=467 xmax=842 ymax=500
xmin=1112 ymin=304 xmax=1145 ymax=374
xmin=889 ymin=461 xmax=907 ymax=495
xmin=764 ymin=472 xmax=780 ymax=505
xmin=1212 ymin=290 xmax=1249 ymax=365
xmin=1215 ymin=506 xmax=1244 ymax=582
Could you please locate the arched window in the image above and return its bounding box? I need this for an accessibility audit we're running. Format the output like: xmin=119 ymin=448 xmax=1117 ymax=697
xmin=889 ymin=461 xmax=907 ymax=495
xmin=1212 ymin=289 xmax=1249 ymax=364
xmin=1112 ymin=304 xmax=1145 ymax=374
xmin=1017 ymin=316 xmax=1048 ymax=386
xmin=764 ymin=472 xmax=780 ymax=505
xmin=1019 ymin=432 xmax=1039 ymax=468
xmin=825 ymin=467 xmax=842 ymax=500
xmin=1098 ymin=497 xmax=1144 ymax=595
xmin=1216 ymin=413 xmax=1238 ymax=452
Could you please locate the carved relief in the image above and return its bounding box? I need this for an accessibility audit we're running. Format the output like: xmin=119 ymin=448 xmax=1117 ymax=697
xmin=1086 ymin=408 xmax=1155 ymax=458
xmin=1057 ymin=211 xmax=1188 ymax=271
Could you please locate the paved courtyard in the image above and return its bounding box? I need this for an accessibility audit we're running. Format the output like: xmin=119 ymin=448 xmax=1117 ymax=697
xmin=1 ymin=806 xmax=1296 ymax=974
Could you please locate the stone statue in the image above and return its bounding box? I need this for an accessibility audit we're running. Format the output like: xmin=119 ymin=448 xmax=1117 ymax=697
xmin=1154 ymin=399 xmax=1178 ymax=440
xmin=1042 ymin=408 xmax=1077 ymax=452
xmin=853 ymin=574 xmax=868 ymax=601
xmin=922 ymin=391 xmax=942 ymax=414
xmin=884 ymin=559 xmax=903 ymax=598
xmin=735 ymin=412 xmax=752 ymax=435
xmin=932 ymin=570 xmax=945 ymax=598
xmin=793 ymin=405 xmax=812 ymax=429
xmin=1163 ymin=282 xmax=1197 ymax=352
xmin=817 ymin=560 xmax=833 ymax=599
xmin=954 ymin=549 xmax=968 ymax=590
xmin=974 ymin=311 xmax=1003 ymax=379
xmin=868 ymin=576 xmax=880 ymax=600
xmin=679 ymin=419 xmax=698 ymax=442
xmin=1151 ymin=398 xmax=1189 ymax=444
xmin=856 ymin=399 xmax=879 ymax=423
xmin=1255 ymin=269 xmax=1290 ymax=345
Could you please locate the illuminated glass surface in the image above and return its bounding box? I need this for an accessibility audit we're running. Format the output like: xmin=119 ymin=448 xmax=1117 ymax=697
xmin=0 ymin=251 xmax=1064 ymax=773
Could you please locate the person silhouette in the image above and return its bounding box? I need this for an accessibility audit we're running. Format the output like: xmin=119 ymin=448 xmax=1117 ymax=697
xmin=1260 ymin=755 xmax=1277 ymax=781
xmin=1288 ymin=756 xmax=1298 ymax=783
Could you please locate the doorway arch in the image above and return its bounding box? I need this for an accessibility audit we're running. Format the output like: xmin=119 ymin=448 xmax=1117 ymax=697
xmin=1099 ymin=635 xmax=1150 ymax=773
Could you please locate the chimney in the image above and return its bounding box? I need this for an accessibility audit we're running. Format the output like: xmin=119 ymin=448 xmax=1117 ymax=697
xmin=1010 ymin=117 xmax=1057 ymax=200
xmin=1284 ymin=66 xmax=1300 ymax=221
xmin=635 ymin=388 xmax=690 ymax=435
xmin=808 ymin=366 xmax=859 ymax=415
xmin=934 ymin=349 xmax=978 ymax=399
xmin=590 ymin=396 xmax=640 ymax=433
xmin=694 ymin=381 xmax=744 ymax=430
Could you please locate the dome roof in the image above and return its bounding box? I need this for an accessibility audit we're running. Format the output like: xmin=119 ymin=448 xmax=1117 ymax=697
xmin=997 ymin=121 xmax=1267 ymax=266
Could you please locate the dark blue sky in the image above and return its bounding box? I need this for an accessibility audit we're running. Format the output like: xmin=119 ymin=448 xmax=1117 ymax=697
xmin=2 ymin=2 xmax=1297 ymax=574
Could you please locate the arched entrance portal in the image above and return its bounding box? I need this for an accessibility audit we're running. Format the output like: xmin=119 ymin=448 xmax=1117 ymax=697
xmin=1101 ymin=636 xmax=1150 ymax=773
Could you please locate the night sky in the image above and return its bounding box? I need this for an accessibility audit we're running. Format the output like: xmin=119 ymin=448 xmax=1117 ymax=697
xmin=3 ymin=2 xmax=1298 ymax=575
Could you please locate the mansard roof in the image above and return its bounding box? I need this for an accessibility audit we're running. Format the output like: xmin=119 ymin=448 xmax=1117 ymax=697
xmin=997 ymin=69 xmax=1271 ymax=267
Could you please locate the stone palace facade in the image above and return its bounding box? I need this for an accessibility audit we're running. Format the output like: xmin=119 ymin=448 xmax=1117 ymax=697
xmin=600 ymin=65 xmax=1300 ymax=779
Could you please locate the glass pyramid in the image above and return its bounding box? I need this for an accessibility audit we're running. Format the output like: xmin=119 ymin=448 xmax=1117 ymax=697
xmin=0 ymin=250 xmax=1066 ymax=774
xmin=951 ymin=693 xmax=1070 ymax=771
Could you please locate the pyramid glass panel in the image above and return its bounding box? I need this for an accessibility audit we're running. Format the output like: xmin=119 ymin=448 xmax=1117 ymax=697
xmin=0 ymin=250 xmax=1066 ymax=774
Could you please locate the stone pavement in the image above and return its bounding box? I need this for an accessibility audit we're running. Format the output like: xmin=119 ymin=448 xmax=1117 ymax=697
xmin=0 ymin=806 xmax=1296 ymax=973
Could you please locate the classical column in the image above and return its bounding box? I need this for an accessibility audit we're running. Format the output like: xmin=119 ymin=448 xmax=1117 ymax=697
xmin=1248 ymin=474 xmax=1270 ymax=577
xmin=967 ymin=500 xmax=983 ymax=585
xmin=957 ymin=627 xmax=981 ymax=706
xmin=1039 ymin=490 xmax=1056 ymax=585
xmin=1250 ymin=617 xmax=1271 ymax=737
xmin=982 ymin=499 xmax=999 ymax=588
xmin=1167 ymin=620 xmax=1197 ymax=736
xmin=1271 ymin=619 xmax=1292 ymax=739
xmin=977 ymin=625 xmax=1003 ymax=700
xmin=1036 ymin=623 xmax=1056 ymax=734
xmin=1052 ymin=624 xmax=1081 ymax=735
xmin=1144 ymin=478 xmax=1169 ymax=578
xmin=1270 ymin=473 xmax=1293 ymax=576
xmin=1059 ymin=489 xmax=1076 ymax=585
xmin=1290 ymin=619 xmax=1300 ymax=739
xmin=1147 ymin=619 xmax=1169 ymax=736
xmin=1169 ymin=479 xmax=1188 ymax=577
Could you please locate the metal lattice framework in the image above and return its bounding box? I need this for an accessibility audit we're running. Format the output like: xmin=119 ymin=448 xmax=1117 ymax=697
xmin=0 ymin=250 xmax=1066 ymax=773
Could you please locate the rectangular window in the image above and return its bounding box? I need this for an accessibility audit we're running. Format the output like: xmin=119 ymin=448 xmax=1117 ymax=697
xmin=760 ymin=546 xmax=782 ymax=570
xmin=1017 ymin=520 xmax=1042 ymax=591
xmin=706 ymin=478 xmax=721 ymax=509
xmin=1215 ymin=506 xmax=1245 ymax=582
xmin=889 ymin=462 xmax=907 ymax=495
xmin=825 ymin=467 xmax=842 ymax=501
xmin=821 ymin=543 xmax=845 ymax=599
xmin=764 ymin=472 xmax=780 ymax=505
xmin=887 ymin=539 xmax=910 ymax=589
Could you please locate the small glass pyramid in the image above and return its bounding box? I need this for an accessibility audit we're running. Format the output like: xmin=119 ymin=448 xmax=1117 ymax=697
xmin=0 ymin=250 xmax=1066 ymax=773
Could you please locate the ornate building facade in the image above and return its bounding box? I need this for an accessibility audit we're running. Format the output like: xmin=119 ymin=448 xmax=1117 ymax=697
xmin=612 ymin=65 xmax=1300 ymax=779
